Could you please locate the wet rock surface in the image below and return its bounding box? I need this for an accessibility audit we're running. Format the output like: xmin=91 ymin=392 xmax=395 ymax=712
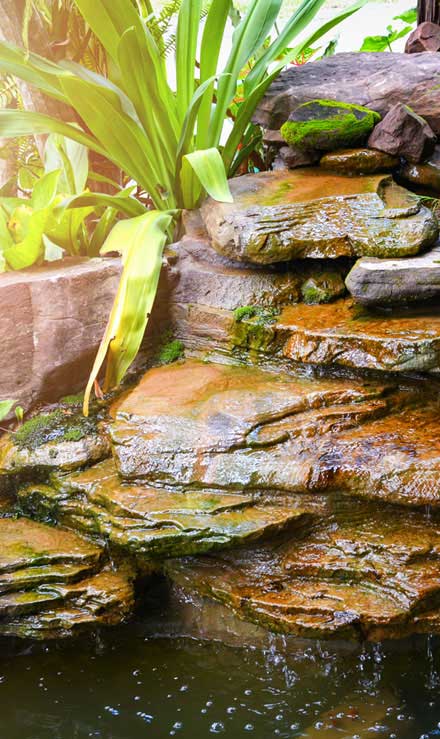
xmin=368 ymin=103 xmax=436 ymax=163
xmin=18 ymin=459 xmax=306 ymax=559
xmin=346 ymin=245 xmax=440 ymax=305
xmin=254 ymin=52 xmax=440 ymax=134
xmin=320 ymin=147 xmax=399 ymax=174
xmin=0 ymin=517 xmax=133 ymax=639
xmin=166 ymin=499 xmax=440 ymax=640
xmin=201 ymin=169 xmax=437 ymax=263
xmin=399 ymin=144 xmax=440 ymax=192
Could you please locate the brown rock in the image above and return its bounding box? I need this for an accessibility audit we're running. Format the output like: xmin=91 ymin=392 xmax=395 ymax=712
xmin=405 ymin=21 xmax=440 ymax=53
xmin=272 ymin=145 xmax=319 ymax=170
xmin=201 ymin=169 xmax=437 ymax=263
xmin=399 ymin=144 xmax=440 ymax=191
xmin=253 ymin=52 xmax=440 ymax=135
xmin=320 ymin=148 xmax=399 ymax=174
xmin=368 ymin=103 xmax=436 ymax=162
xmin=0 ymin=258 xmax=122 ymax=416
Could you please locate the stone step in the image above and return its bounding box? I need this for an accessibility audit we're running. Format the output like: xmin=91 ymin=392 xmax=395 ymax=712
xmin=18 ymin=458 xmax=311 ymax=559
xmin=201 ymin=169 xmax=437 ymax=264
xmin=0 ymin=517 xmax=133 ymax=639
xmin=107 ymin=359 xmax=440 ymax=507
xmin=166 ymin=500 xmax=440 ymax=640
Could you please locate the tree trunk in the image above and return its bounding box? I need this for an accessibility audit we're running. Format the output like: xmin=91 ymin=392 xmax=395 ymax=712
xmin=418 ymin=0 xmax=440 ymax=25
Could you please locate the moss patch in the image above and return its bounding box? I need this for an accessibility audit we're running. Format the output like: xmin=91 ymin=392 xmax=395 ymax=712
xmin=158 ymin=339 xmax=185 ymax=365
xmin=13 ymin=410 xmax=96 ymax=450
xmin=281 ymin=100 xmax=380 ymax=152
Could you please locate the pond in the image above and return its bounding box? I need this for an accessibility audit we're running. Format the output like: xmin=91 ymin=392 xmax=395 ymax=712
xmin=1 ymin=604 xmax=440 ymax=739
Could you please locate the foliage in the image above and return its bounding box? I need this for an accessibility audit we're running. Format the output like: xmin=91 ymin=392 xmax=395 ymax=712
xmin=158 ymin=339 xmax=185 ymax=365
xmin=0 ymin=400 xmax=17 ymax=423
xmin=360 ymin=8 xmax=417 ymax=52
xmin=0 ymin=0 xmax=366 ymax=411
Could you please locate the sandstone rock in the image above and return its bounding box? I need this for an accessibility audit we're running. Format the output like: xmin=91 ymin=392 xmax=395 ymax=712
xmin=0 ymin=404 xmax=110 ymax=478
xmin=345 ymin=245 xmax=440 ymax=305
xmin=300 ymin=272 xmax=345 ymax=304
xmin=280 ymin=299 xmax=440 ymax=372
xmin=320 ymin=148 xmax=399 ymax=174
xmin=399 ymin=144 xmax=440 ymax=191
xmin=18 ymin=458 xmax=308 ymax=559
xmin=405 ymin=21 xmax=440 ymax=53
xmin=201 ymin=169 xmax=438 ymax=263
xmin=281 ymin=100 xmax=379 ymax=152
xmin=166 ymin=499 xmax=440 ymax=640
xmin=368 ymin=103 xmax=436 ymax=163
xmin=253 ymin=52 xmax=440 ymax=135
xmin=0 ymin=517 xmax=134 ymax=639
xmin=0 ymin=258 xmax=122 ymax=416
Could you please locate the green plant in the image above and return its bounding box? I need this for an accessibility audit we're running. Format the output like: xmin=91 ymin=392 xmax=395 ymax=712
xmin=158 ymin=339 xmax=185 ymax=365
xmin=0 ymin=0 xmax=366 ymax=412
xmin=360 ymin=8 xmax=416 ymax=52
xmin=0 ymin=399 xmax=18 ymax=422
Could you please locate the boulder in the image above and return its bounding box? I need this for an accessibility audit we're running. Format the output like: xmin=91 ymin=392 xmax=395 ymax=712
xmin=272 ymin=145 xmax=319 ymax=170
xmin=405 ymin=21 xmax=440 ymax=53
xmin=399 ymin=144 xmax=440 ymax=191
xmin=0 ymin=258 xmax=122 ymax=416
xmin=253 ymin=52 xmax=440 ymax=135
xmin=280 ymin=100 xmax=379 ymax=152
xmin=320 ymin=148 xmax=399 ymax=174
xmin=346 ymin=245 xmax=440 ymax=305
xmin=167 ymin=498 xmax=440 ymax=640
xmin=18 ymin=458 xmax=310 ymax=559
xmin=368 ymin=103 xmax=436 ymax=163
xmin=201 ymin=169 xmax=438 ymax=263
xmin=0 ymin=517 xmax=134 ymax=639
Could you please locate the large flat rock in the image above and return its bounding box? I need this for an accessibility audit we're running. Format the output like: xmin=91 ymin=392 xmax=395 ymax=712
xmin=201 ymin=170 xmax=437 ymax=263
xmin=166 ymin=499 xmax=440 ymax=640
xmin=0 ymin=517 xmax=134 ymax=639
xmin=0 ymin=258 xmax=121 ymax=416
xmin=346 ymin=245 xmax=440 ymax=305
xmin=279 ymin=299 xmax=440 ymax=372
xmin=18 ymin=459 xmax=308 ymax=559
xmin=254 ymin=51 xmax=440 ymax=134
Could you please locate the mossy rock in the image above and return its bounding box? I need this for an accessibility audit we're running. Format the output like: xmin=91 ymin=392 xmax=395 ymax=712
xmin=281 ymin=100 xmax=380 ymax=152
xmin=300 ymin=272 xmax=346 ymax=304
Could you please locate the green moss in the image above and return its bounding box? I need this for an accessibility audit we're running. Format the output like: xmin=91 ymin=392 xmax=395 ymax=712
xmin=13 ymin=409 xmax=95 ymax=450
xmin=232 ymin=306 xmax=280 ymax=352
xmin=233 ymin=305 xmax=279 ymax=325
xmin=60 ymin=393 xmax=84 ymax=408
xmin=158 ymin=339 xmax=185 ymax=365
xmin=280 ymin=100 xmax=380 ymax=151
xmin=233 ymin=306 xmax=258 ymax=322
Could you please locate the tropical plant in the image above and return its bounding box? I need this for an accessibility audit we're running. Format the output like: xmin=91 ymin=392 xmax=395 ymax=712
xmin=360 ymin=8 xmax=416 ymax=52
xmin=0 ymin=0 xmax=367 ymax=412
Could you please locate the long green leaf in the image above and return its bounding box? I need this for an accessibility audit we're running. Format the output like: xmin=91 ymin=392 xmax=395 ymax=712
xmin=0 ymin=41 xmax=68 ymax=103
xmin=175 ymin=0 xmax=202 ymax=121
xmin=3 ymin=209 xmax=48 ymax=270
xmin=293 ymin=0 xmax=370 ymax=57
xmin=59 ymin=192 xmax=147 ymax=218
xmin=182 ymin=149 xmax=233 ymax=208
xmin=83 ymin=210 xmax=173 ymax=415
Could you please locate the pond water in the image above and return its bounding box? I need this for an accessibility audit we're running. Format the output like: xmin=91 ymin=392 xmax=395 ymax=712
xmin=2 ymin=611 xmax=440 ymax=739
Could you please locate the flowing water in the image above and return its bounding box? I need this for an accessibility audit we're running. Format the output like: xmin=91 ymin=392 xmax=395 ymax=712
xmin=2 ymin=607 xmax=440 ymax=739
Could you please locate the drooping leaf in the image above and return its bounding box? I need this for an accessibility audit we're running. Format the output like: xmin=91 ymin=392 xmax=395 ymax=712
xmin=31 ymin=169 xmax=61 ymax=210
xmin=83 ymin=210 xmax=174 ymax=415
xmin=394 ymin=8 xmax=417 ymax=23
xmin=0 ymin=399 xmax=16 ymax=422
xmin=182 ymin=149 xmax=233 ymax=207
xmin=3 ymin=209 xmax=48 ymax=269
xmin=44 ymin=134 xmax=89 ymax=195
xmin=42 ymin=234 xmax=65 ymax=262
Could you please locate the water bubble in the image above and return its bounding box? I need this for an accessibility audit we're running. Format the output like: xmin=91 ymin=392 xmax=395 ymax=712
xmin=227 ymin=707 xmax=236 ymax=714
xmin=210 ymin=722 xmax=225 ymax=733
xmin=172 ymin=721 xmax=183 ymax=730
xmin=244 ymin=689 xmax=252 ymax=696
xmin=244 ymin=724 xmax=254 ymax=731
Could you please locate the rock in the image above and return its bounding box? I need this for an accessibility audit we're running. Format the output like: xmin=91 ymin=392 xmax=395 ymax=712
xmin=253 ymin=52 xmax=440 ymax=135
xmin=320 ymin=148 xmax=399 ymax=174
xmin=280 ymin=100 xmax=379 ymax=152
xmin=166 ymin=498 xmax=440 ymax=640
xmin=368 ymin=103 xmax=436 ymax=163
xmin=405 ymin=22 xmax=440 ymax=53
xmin=300 ymin=272 xmax=345 ymax=304
xmin=0 ymin=258 xmax=122 ymax=416
xmin=280 ymin=298 xmax=440 ymax=372
xmin=272 ymin=145 xmax=319 ymax=170
xmin=18 ymin=458 xmax=308 ymax=559
xmin=201 ymin=169 xmax=438 ymax=263
xmin=0 ymin=517 xmax=134 ymax=638
xmin=0 ymin=404 xmax=110 ymax=478
xmin=346 ymin=245 xmax=440 ymax=305
xmin=399 ymin=144 xmax=440 ymax=192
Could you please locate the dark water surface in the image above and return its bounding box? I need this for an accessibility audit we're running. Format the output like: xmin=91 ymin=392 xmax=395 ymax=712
xmin=1 ymin=615 xmax=440 ymax=739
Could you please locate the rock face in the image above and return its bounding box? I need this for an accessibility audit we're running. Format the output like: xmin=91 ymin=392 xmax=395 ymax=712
xmin=201 ymin=169 xmax=438 ymax=263
xmin=346 ymin=245 xmax=440 ymax=305
xmin=18 ymin=459 xmax=306 ymax=559
xmin=405 ymin=22 xmax=440 ymax=53
xmin=254 ymin=52 xmax=440 ymax=135
xmin=0 ymin=258 xmax=122 ymax=416
xmin=368 ymin=103 xmax=436 ymax=163
xmin=279 ymin=299 xmax=440 ymax=373
xmin=320 ymin=148 xmax=399 ymax=174
xmin=400 ymin=145 xmax=440 ymax=192
xmin=272 ymin=145 xmax=319 ymax=170
xmin=167 ymin=498 xmax=440 ymax=640
xmin=280 ymin=100 xmax=379 ymax=152
xmin=0 ymin=517 xmax=133 ymax=639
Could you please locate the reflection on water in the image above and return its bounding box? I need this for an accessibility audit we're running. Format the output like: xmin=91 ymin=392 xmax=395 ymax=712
xmin=1 ymin=617 xmax=440 ymax=738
